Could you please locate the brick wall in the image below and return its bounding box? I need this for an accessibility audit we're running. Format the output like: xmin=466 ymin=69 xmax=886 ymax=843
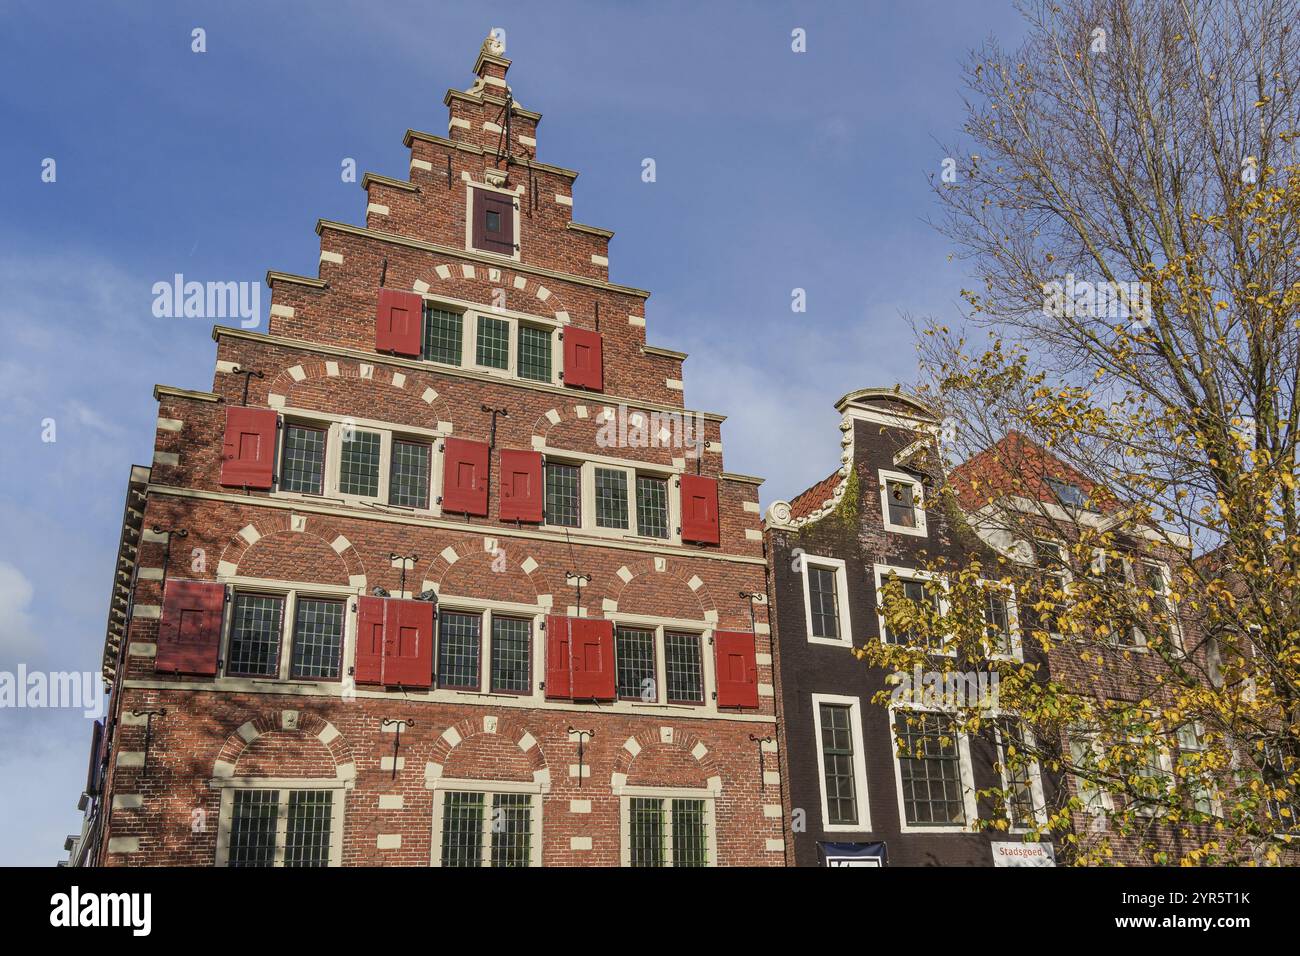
xmin=93 ymin=36 xmax=784 ymax=868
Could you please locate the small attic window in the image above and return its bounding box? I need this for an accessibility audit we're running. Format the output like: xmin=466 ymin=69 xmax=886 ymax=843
xmin=1046 ymin=477 xmax=1091 ymax=510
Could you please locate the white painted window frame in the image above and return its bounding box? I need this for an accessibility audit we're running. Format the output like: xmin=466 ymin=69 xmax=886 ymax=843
xmin=1175 ymin=721 xmax=1221 ymax=817
xmin=213 ymin=778 xmax=347 ymax=867
xmin=993 ymin=721 xmax=1048 ymax=830
xmin=542 ymin=452 xmax=682 ymax=545
xmin=1138 ymin=559 xmax=1182 ymax=651
xmin=274 ymin=407 xmax=446 ymax=516
xmin=617 ymin=785 xmax=718 ymax=867
xmin=800 ymin=554 xmax=852 ymax=647
xmin=219 ymin=580 xmax=356 ymax=683
xmin=1032 ymin=537 xmax=1072 ymax=639
xmin=979 ymin=578 xmax=1023 ymax=661
xmin=420 ymin=293 xmax=560 ymax=386
xmin=428 ymin=776 xmax=544 ymax=867
xmin=878 ymin=467 xmax=927 ymax=537
xmin=889 ymin=705 xmax=978 ymax=834
xmin=810 ymin=693 xmax=872 ymax=832
xmin=1068 ymin=726 xmax=1115 ymax=820
xmin=610 ymin=619 xmax=712 ymax=710
xmin=433 ymin=598 xmax=545 ymax=699
xmin=873 ymin=563 xmax=953 ymax=656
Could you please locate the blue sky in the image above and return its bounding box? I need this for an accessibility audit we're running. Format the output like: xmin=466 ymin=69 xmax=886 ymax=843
xmin=0 ymin=0 xmax=1025 ymax=864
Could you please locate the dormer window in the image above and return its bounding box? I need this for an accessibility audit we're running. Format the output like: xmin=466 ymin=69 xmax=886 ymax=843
xmin=879 ymin=469 xmax=927 ymax=536
xmin=1046 ymin=476 xmax=1090 ymax=510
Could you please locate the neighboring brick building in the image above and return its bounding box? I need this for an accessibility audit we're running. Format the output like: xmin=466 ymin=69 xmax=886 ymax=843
xmin=950 ymin=432 xmax=1228 ymax=866
xmin=80 ymin=35 xmax=782 ymax=867
xmin=763 ymin=389 xmax=1054 ymax=866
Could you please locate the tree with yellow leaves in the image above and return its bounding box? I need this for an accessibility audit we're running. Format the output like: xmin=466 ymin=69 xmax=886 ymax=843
xmin=863 ymin=0 xmax=1300 ymax=864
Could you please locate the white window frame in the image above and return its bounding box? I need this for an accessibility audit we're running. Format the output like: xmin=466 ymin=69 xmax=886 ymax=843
xmin=220 ymin=581 xmax=355 ymax=683
xmin=889 ymin=706 xmax=978 ymax=833
xmin=1138 ymin=559 xmax=1182 ymax=650
xmin=1090 ymin=550 xmax=1146 ymax=649
xmin=800 ymin=554 xmax=852 ymax=646
xmin=617 ymin=786 xmax=718 ymax=867
xmin=274 ymin=407 xmax=446 ymax=515
xmin=878 ymin=468 xmax=927 ymax=536
xmin=433 ymin=598 xmax=545 ymax=699
xmin=541 ymin=452 xmax=681 ymax=545
xmin=993 ymin=721 xmax=1048 ymax=831
xmin=873 ymin=563 xmax=952 ymax=656
xmin=1067 ymin=726 xmax=1114 ymax=822
xmin=464 ymin=181 xmax=523 ymax=262
xmin=418 ymin=293 xmax=561 ymax=386
xmin=428 ymin=777 xmax=544 ymax=867
xmin=213 ymin=778 xmax=347 ymax=867
xmin=1031 ymin=537 xmax=1072 ymax=639
xmin=979 ymin=578 xmax=1023 ymax=661
xmin=811 ymin=693 xmax=872 ymax=832
xmin=610 ymin=621 xmax=710 ymax=708
xmin=1127 ymin=730 xmax=1175 ymax=817
xmin=1175 ymin=721 xmax=1221 ymax=817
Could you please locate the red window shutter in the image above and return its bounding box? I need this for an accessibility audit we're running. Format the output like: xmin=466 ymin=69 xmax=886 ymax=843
xmin=381 ymin=599 xmax=435 ymax=687
xmin=375 ymin=288 xmax=423 ymax=357
xmin=545 ymin=614 xmax=572 ymax=699
xmin=441 ymin=438 xmax=490 ymax=515
xmin=219 ymin=406 xmax=278 ymax=489
xmin=562 ymin=327 xmax=603 ymax=391
xmin=154 ymin=579 xmax=225 ymax=676
xmin=354 ymin=596 xmax=386 ymax=685
xmin=471 ymin=188 xmax=517 ymax=256
xmin=714 ymin=630 xmax=759 ymax=708
xmin=680 ymin=474 xmax=720 ymax=545
xmin=570 ymin=618 xmax=616 ymax=701
xmin=499 ymin=449 xmax=543 ymax=522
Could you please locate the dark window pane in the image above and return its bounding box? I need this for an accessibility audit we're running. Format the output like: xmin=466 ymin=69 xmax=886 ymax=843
xmin=486 ymin=210 xmax=501 ymax=233
xmin=441 ymin=791 xmax=484 ymax=867
xmin=338 ymin=429 xmax=381 ymax=497
xmin=635 ymin=475 xmax=669 ymax=538
xmin=490 ymin=793 xmax=532 ymax=867
xmin=664 ymin=632 xmax=703 ymax=704
xmin=886 ymin=479 xmax=918 ymax=527
xmin=544 ymin=462 xmax=580 ymax=527
xmin=997 ymin=720 xmax=1036 ymax=828
xmin=985 ymin=592 xmax=1012 ymax=654
xmin=227 ymin=593 xmax=284 ymax=677
xmin=628 ymin=797 xmax=665 ymax=867
xmin=438 ymin=611 xmax=481 ymax=689
xmin=671 ymin=799 xmax=708 ymax=867
xmin=595 ymin=468 xmax=628 ymax=529
xmin=490 ymin=616 xmax=531 ymax=693
xmin=228 ymin=789 xmax=278 ymax=867
xmin=476 ymin=315 xmax=509 ymax=369
xmin=885 ymin=578 xmax=943 ymax=650
xmin=896 ymin=713 xmax=966 ymax=826
xmin=819 ymin=703 xmax=859 ymax=825
xmin=389 ymin=439 xmax=431 ymax=509
xmin=280 ymin=425 xmax=326 ymax=494
xmin=517 ymin=326 xmax=552 ymax=383
xmin=616 ymin=627 xmax=656 ymax=701
xmin=284 ymin=789 xmax=333 ymax=866
xmin=807 ymin=566 xmax=840 ymax=639
xmin=290 ymin=598 xmax=344 ymax=680
xmin=422 ymin=306 xmax=463 ymax=365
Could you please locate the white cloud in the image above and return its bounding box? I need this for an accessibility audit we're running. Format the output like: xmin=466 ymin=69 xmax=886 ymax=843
xmin=0 ymin=562 xmax=38 ymax=657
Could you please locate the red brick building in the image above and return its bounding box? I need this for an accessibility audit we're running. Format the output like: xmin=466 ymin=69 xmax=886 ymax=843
xmin=80 ymin=35 xmax=782 ymax=867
